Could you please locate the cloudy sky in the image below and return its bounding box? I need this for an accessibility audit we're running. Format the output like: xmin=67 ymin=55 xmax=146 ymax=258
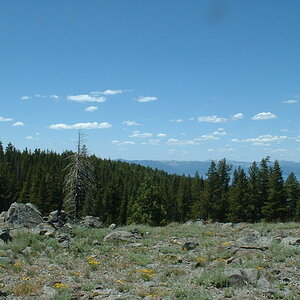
xmin=1 ymin=1 xmax=300 ymax=161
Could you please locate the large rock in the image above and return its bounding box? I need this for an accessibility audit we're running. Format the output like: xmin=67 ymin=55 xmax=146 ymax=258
xmin=81 ymin=216 xmax=103 ymax=228
xmin=280 ymin=237 xmax=300 ymax=247
xmin=48 ymin=210 xmax=68 ymax=228
xmin=0 ymin=229 xmax=12 ymax=243
xmin=224 ymin=268 xmax=260 ymax=286
xmin=32 ymin=223 xmax=56 ymax=236
xmin=6 ymin=202 xmax=43 ymax=228
xmin=103 ymin=230 xmax=142 ymax=242
xmin=236 ymin=229 xmax=273 ymax=249
xmin=0 ymin=211 xmax=7 ymax=223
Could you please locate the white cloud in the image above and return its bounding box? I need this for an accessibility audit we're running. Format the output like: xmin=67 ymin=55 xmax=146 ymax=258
xmin=251 ymin=112 xmax=277 ymax=120
xmin=232 ymin=135 xmax=286 ymax=146
xmin=50 ymin=95 xmax=59 ymax=99
xmin=49 ymin=122 xmax=112 ymax=130
xmin=208 ymin=148 xmax=215 ymax=152
xmin=142 ymin=139 xmax=160 ymax=146
xmin=137 ymin=96 xmax=158 ymax=103
xmin=13 ymin=121 xmax=25 ymax=127
xmin=21 ymin=96 xmax=31 ymax=100
xmin=265 ymin=148 xmax=288 ymax=153
xmin=198 ymin=115 xmax=227 ymax=123
xmin=129 ymin=131 xmax=152 ymax=138
xmin=282 ymin=99 xmax=298 ymax=104
xmin=122 ymin=120 xmax=142 ymax=126
xmin=85 ymin=106 xmax=98 ymax=112
xmin=232 ymin=113 xmax=244 ymax=120
xmin=170 ymin=119 xmax=184 ymax=123
xmin=111 ymin=140 xmax=135 ymax=145
xmin=218 ymin=128 xmax=225 ymax=131
xmin=0 ymin=117 xmax=13 ymax=122
xmin=67 ymin=94 xmax=106 ymax=103
xmin=26 ymin=136 xmax=38 ymax=140
xmin=35 ymin=94 xmax=47 ymax=98
xmin=167 ymin=138 xmax=198 ymax=146
xmin=213 ymin=130 xmax=227 ymax=136
xmin=91 ymin=89 xmax=125 ymax=96
xmin=194 ymin=135 xmax=219 ymax=141
xmin=157 ymin=133 xmax=167 ymax=137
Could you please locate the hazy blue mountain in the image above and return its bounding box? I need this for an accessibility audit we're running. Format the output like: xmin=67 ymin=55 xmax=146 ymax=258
xmin=120 ymin=159 xmax=300 ymax=179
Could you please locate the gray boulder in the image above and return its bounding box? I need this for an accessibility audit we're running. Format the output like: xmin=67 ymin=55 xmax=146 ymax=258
xmin=5 ymin=202 xmax=43 ymax=228
xmin=224 ymin=268 xmax=260 ymax=286
xmin=280 ymin=237 xmax=300 ymax=246
xmin=48 ymin=210 xmax=67 ymax=227
xmin=33 ymin=223 xmax=56 ymax=236
xmin=109 ymin=223 xmax=117 ymax=230
xmin=81 ymin=216 xmax=103 ymax=228
xmin=103 ymin=230 xmax=142 ymax=242
xmin=0 ymin=211 xmax=6 ymax=223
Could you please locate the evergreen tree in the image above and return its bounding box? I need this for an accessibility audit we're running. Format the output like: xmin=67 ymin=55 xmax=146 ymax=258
xmin=228 ymin=167 xmax=250 ymax=222
xmin=129 ymin=175 xmax=166 ymax=226
xmin=262 ymin=160 xmax=286 ymax=221
xmin=248 ymin=161 xmax=261 ymax=221
xmin=284 ymin=172 xmax=300 ymax=221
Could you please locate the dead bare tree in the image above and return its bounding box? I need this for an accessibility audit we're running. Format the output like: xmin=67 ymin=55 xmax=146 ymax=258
xmin=63 ymin=130 xmax=95 ymax=219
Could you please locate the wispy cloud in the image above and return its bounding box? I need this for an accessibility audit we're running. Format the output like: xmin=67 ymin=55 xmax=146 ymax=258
xmin=232 ymin=134 xmax=286 ymax=146
xmin=21 ymin=96 xmax=31 ymax=100
xmin=26 ymin=136 xmax=38 ymax=140
xmin=49 ymin=122 xmax=112 ymax=130
xmin=282 ymin=99 xmax=298 ymax=104
xmin=13 ymin=121 xmax=25 ymax=127
xmin=167 ymin=138 xmax=197 ymax=146
xmin=170 ymin=119 xmax=184 ymax=123
xmin=49 ymin=95 xmax=59 ymax=99
xmin=111 ymin=140 xmax=136 ymax=145
xmin=198 ymin=115 xmax=227 ymax=123
xmin=232 ymin=113 xmax=244 ymax=120
xmin=91 ymin=89 xmax=126 ymax=96
xmin=122 ymin=120 xmax=142 ymax=126
xmin=85 ymin=106 xmax=98 ymax=112
xmin=251 ymin=112 xmax=277 ymax=120
xmin=137 ymin=96 xmax=158 ymax=103
xmin=212 ymin=130 xmax=227 ymax=136
xmin=67 ymin=94 xmax=106 ymax=103
xmin=0 ymin=117 xmax=13 ymax=122
xmin=157 ymin=133 xmax=167 ymax=137
xmin=194 ymin=135 xmax=219 ymax=141
xmin=129 ymin=131 xmax=152 ymax=138
xmin=142 ymin=139 xmax=160 ymax=145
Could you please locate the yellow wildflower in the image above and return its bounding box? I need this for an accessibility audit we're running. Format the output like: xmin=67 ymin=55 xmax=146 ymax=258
xmin=196 ymin=257 xmax=206 ymax=263
xmin=116 ymin=280 xmax=125 ymax=284
xmin=53 ymin=282 xmax=69 ymax=289
xmin=22 ymin=276 xmax=30 ymax=281
xmin=222 ymin=241 xmax=232 ymax=246
xmin=88 ymin=260 xmax=100 ymax=265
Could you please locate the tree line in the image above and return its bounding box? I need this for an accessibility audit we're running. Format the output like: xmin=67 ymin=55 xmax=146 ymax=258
xmin=0 ymin=141 xmax=299 ymax=225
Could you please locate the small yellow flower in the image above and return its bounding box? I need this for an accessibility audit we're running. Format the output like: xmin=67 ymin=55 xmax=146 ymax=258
xmin=116 ymin=280 xmax=125 ymax=284
xmin=222 ymin=241 xmax=232 ymax=246
xmin=139 ymin=269 xmax=154 ymax=276
xmin=53 ymin=282 xmax=69 ymax=289
xmin=256 ymin=266 xmax=265 ymax=270
xmin=196 ymin=257 xmax=206 ymax=262
xmin=70 ymin=271 xmax=81 ymax=276
xmin=13 ymin=261 xmax=24 ymax=267
xmin=215 ymin=257 xmax=227 ymax=262
xmin=88 ymin=260 xmax=100 ymax=265
xmin=22 ymin=276 xmax=30 ymax=281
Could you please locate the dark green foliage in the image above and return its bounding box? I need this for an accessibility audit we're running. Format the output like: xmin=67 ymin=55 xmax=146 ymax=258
xmin=0 ymin=142 xmax=299 ymax=224
xmin=262 ymin=160 xmax=287 ymax=221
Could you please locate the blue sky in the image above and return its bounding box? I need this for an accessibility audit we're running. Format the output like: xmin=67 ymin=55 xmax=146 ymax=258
xmin=1 ymin=0 xmax=300 ymax=162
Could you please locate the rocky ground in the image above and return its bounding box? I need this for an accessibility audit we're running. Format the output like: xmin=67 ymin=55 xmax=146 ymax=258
xmin=0 ymin=218 xmax=299 ymax=299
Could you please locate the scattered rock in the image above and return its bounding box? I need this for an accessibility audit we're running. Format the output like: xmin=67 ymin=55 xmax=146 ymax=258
xmin=280 ymin=237 xmax=300 ymax=246
xmin=0 ymin=256 xmax=12 ymax=265
xmin=182 ymin=242 xmax=199 ymax=251
xmin=257 ymin=276 xmax=271 ymax=290
xmin=21 ymin=246 xmax=33 ymax=256
xmin=81 ymin=216 xmax=103 ymax=228
xmin=48 ymin=210 xmax=68 ymax=228
xmin=0 ymin=229 xmax=12 ymax=243
xmin=224 ymin=268 xmax=260 ymax=286
xmin=185 ymin=220 xmax=194 ymax=225
xmin=103 ymin=230 xmax=142 ymax=242
xmin=109 ymin=223 xmax=117 ymax=230
xmin=236 ymin=229 xmax=273 ymax=249
xmin=0 ymin=211 xmax=7 ymax=223
xmin=33 ymin=222 xmax=56 ymax=236
xmin=5 ymin=202 xmax=44 ymax=228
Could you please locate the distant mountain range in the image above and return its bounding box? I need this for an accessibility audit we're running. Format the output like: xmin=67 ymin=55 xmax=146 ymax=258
xmin=119 ymin=159 xmax=300 ymax=179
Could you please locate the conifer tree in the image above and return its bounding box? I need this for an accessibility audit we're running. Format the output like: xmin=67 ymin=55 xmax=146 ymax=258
xmin=228 ymin=167 xmax=250 ymax=222
xmin=262 ymin=160 xmax=286 ymax=221
xmin=248 ymin=161 xmax=261 ymax=221
xmin=284 ymin=172 xmax=300 ymax=221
